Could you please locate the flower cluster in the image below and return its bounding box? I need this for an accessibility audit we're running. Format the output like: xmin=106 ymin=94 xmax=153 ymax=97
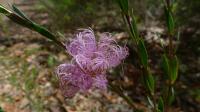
xmin=56 ymin=29 xmax=128 ymax=97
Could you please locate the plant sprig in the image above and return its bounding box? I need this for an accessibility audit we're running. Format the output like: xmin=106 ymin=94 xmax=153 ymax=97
xmin=161 ymin=0 xmax=179 ymax=111
xmin=115 ymin=0 xmax=156 ymax=111
xmin=0 ymin=4 xmax=65 ymax=49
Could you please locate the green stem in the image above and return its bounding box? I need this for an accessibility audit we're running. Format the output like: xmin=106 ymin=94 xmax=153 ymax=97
xmin=116 ymin=0 xmax=157 ymax=111
xmin=123 ymin=7 xmax=157 ymax=112
xmin=163 ymin=0 xmax=178 ymax=111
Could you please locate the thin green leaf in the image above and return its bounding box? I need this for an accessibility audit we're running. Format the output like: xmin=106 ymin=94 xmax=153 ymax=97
xmin=0 ymin=4 xmax=65 ymax=49
xmin=122 ymin=0 xmax=129 ymax=13
xmin=146 ymin=73 xmax=155 ymax=94
xmin=162 ymin=54 xmax=170 ymax=77
xmin=169 ymin=56 xmax=178 ymax=84
xmin=0 ymin=4 xmax=11 ymax=14
xmin=12 ymin=4 xmax=32 ymax=23
xmin=130 ymin=11 xmax=139 ymax=40
xmin=164 ymin=3 xmax=175 ymax=35
xmin=158 ymin=97 xmax=164 ymax=112
xmin=138 ymin=39 xmax=148 ymax=68
xmin=115 ymin=0 xmax=129 ymax=14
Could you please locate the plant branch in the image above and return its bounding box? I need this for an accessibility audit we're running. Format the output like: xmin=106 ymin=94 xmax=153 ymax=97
xmin=0 ymin=4 xmax=65 ymax=49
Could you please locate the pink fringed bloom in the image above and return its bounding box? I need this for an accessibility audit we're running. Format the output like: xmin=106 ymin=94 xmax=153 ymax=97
xmin=56 ymin=29 xmax=128 ymax=98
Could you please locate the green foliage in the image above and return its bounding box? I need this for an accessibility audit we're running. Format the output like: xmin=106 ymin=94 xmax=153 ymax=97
xmin=161 ymin=1 xmax=179 ymax=108
xmin=169 ymin=56 xmax=178 ymax=83
xmin=115 ymin=0 xmax=129 ymax=14
xmin=138 ymin=39 xmax=148 ymax=68
xmin=130 ymin=13 xmax=139 ymax=41
xmin=162 ymin=54 xmax=178 ymax=84
xmin=145 ymin=72 xmax=155 ymax=95
xmin=165 ymin=8 xmax=175 ymax=35
xmin=161 ymin=55 xmax=178 ymax=106
xmin=0 ymin=4 xmax=65 ymax=49
xmin=158 ymin=97 xmax=164 ymax=112
xmin=0 ymin=0 xmax=193 ymax=111
xmin=162 ymin=54 xmax=170 ymax=77
xmin=164 ymin=2 xmax=175 ymax=35
xmin=115 ymin=0 xmax=157 ymax=111
xmin=115 ymin=0 xmax=181 ymax=111
xmin=12 ymin=4 xmax=32 ymax=22
xmin=0 ymin=4 xmax=11 ymax=14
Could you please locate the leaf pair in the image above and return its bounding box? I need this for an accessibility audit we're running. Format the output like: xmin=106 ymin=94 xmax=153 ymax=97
xmin=162 ymin=54 xmax=179 ymax=84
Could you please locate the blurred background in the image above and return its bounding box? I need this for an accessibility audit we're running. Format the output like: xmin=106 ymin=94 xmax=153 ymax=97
xmin=0 ymin=0 xmax=199 ymax=112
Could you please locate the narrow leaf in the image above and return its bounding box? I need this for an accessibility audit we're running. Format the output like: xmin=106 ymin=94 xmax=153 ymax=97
xmin=162 ymin=54 xmax=170 ymax=77
xmin=115 ymin=0 xmax=129 ymax=14
xmin=0 ymin=4 xmax=11 ymax=14
xmin=164 ymin=4 xmax=175 ymax=35
xmin=158 ymin=97 xmax=164 ymax=112
xmin=130 ymin=12 xmax=139 ymax=40
xmin=169 ymin=56 xmax=178 ymax=84
xmin=0 ymin=4 xmax=65 ymax=49
xmin=146 ymin=73 xmax=155 ymax=94
xmin=138 ymin=39 xmax=148 ymax=68
xmin=12 ymin=4 xmax=32 ymax=23
xmin=122 ymin=0 xmax=129 ymax=13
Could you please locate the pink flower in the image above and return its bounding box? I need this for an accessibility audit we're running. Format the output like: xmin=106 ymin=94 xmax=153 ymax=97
xmin=56 ymin=29 xmax=128 ymax=98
